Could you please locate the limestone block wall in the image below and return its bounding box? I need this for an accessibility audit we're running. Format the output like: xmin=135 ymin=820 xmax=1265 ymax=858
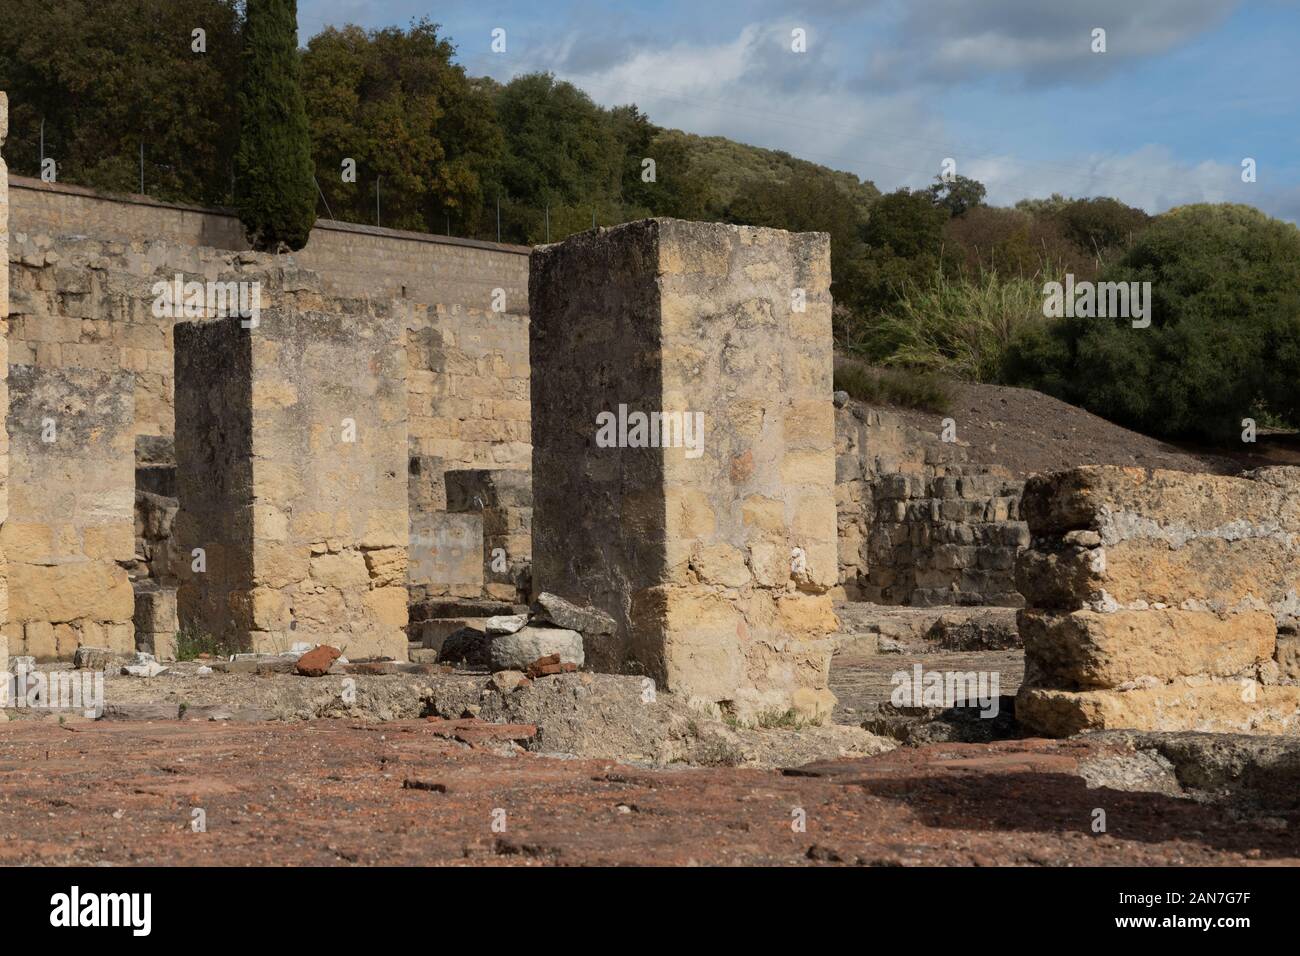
xmin=174 ymin=290 xmax=409 ymax=659
xmin=867 ymin=469 xmax=1026 ymax=606
xmin=1014 ymin=465 xmax=1300 ymax=736
xmin=9 ymin=178 xmax=531 ymax=612
xmin=2 ymin=364 xmax=135 ymax=657
xmin=6 ymin=229 xmax=529 ymax=472
xmin=7 ymin=233 xmax=251 ymax=440
xmin=405 ymin=304 xmax=530 ymax=476
xmin=531 ymin=219 xmax=838 ymax=720
xmin=403 ymin=301 xmax=531 ymax=582
xmin=0 ymin=92 xmax=10 ymax=642
xmin=835 ymin=402 xmax=1028 ymax=605
xmin=10 ymin=176 xmax=530 ymax=307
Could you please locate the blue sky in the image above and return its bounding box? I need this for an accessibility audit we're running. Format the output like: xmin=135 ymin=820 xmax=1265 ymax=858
xmin=298 ymin=0 xmax=1300 ymax=222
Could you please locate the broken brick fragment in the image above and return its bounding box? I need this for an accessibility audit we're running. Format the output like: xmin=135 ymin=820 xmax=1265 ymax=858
xmin=295 ymin=645 xmax=342 ymax=677
xmin=525 ymin=654 xmax=579 ymax=679
xmin=424 ymin=717 xmax=537 ymax=747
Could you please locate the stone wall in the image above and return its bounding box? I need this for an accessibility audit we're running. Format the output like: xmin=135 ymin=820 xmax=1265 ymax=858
xmin=404 ymin=301 xmax=530 ymax=503
xmin=173 ymin=284 xmax=409 ymax=659
xmin=10 ymin=176 xmax=529 ymax=307
xmin=8 ymin=180 xmax=530 ymax=477
xmin=445 ymin=468 xmax=532 ymax=602
xmin=0 ymin=93 xmax=10 ymax=651
xmin=531 ymin=219 xmax=838 ymax=720
xmin=1015 ymin=465 xmax=1300 ymax=735
xmin=2 ymin=364 xmax=135 ymax=657
xmin=7 ymin=185 xmax=531 ymax=620
xmin=835 ymin=401 xmax=1028 ymax=606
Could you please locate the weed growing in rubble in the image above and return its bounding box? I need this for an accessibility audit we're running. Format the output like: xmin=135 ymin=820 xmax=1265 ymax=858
xmin=756 ymin=708 xmax=807 ymax=730
xmin=175 ymin=625 xmax=237 ymax=661
xmin=834 ymin=356 xmax=952 ymax=413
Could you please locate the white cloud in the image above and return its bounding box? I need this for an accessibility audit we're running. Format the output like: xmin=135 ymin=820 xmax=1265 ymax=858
xmin=883 ymin=0 xmax=1242 ymax=86
xmin=960 ymin=145 xmax=1292 ymax=218
xmin=508 ymin=23 xmax=946 ymax=190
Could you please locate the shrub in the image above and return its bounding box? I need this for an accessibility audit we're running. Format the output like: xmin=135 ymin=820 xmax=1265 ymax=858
xmin=1004 ymin=203 xmax=1300 ymax=439
xmin=870 ymin=266 xmax=1048 ymax=382
xmin=175 ymin=625 xmax=238 ymax=661
xmin=834 ymin=356 xmax=953 ymax=413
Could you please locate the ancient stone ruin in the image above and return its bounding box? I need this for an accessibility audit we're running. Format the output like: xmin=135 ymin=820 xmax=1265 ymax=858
xmin=173 ymin=288 xmax=409 ymax=660
xmin=0 ymin=91 xmax=9 ymax=671
xmin=1016 ymin=466 xmax=1300 ymax=734
xmin=530 ymin=219 xmax=839 ymax=719
xmin=1 ymin=86 xmax=1299 ymax=747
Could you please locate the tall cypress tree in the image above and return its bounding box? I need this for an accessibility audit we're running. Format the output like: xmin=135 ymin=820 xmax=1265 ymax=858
xmin=234 ymin=0 xmax=316 ymax=251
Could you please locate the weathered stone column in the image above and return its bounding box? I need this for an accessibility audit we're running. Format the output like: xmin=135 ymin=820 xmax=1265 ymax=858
xmin=3 ymin=366 xmax=135 ymax=657
xmin=0 ymin=91 xmax=9 ymax=657
xmin=173 ymin=294 xmax=409 ymax=659
xmin=1016 ymin=465 xmax=1300 ymax=735
xmin=530 ymin=219 xmax=838 ymax=721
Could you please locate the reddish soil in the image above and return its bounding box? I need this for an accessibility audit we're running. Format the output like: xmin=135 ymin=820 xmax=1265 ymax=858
xmin=1 ymin=720 xmax=1296 ymax=866
xmin=878 ymin=379 xmax=1298 ymax=478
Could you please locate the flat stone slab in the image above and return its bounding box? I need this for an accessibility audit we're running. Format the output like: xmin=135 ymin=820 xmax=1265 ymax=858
xmin=101 ymin=702 xmax=181 ymax=721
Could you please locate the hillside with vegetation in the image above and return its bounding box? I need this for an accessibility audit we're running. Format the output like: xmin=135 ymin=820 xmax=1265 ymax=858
xmin=2 ymin=1 xmax=1297 ymax=445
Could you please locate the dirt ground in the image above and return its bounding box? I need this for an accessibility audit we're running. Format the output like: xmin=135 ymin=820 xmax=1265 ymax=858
xmin=2 ymin=605 xmax=1294 ymax=867
xmin=880 ymin=379 xmax=1299 ymax=478
xmin=0 ymin=718 xmax=1296 ymax=866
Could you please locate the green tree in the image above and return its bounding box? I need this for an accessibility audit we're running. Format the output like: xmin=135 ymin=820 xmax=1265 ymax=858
xmin=1051 ymin=196 xmax=1151 ymax=256
xmin=0 ymin=0 xmax=243 ymax=204
xmin=491 ymin=73 xmax=621 ymax=242
xmin=864 ymin=188 xmax=949 ymax=258
xmin=608 ymin=106 xmax=710 ymax=221
xmin=853 ymin=187 xmax=950 ymax=321
xmin=1004 ymin=203 xmax=1300 ymax=438
xmin=301 ymin=20 xmax=501 ymax=234
xmin=1014 ymin=193 xmax=1071 ymax=216
xmin=927 ymin=174 xmax=986 ymax=217
xmin=234 ymin=0 xmax=316 ymax=251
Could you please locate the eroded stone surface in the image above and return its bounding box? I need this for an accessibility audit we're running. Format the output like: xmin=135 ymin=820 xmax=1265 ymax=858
xmin=1015 ymin=466 xmax=1300 ymax=736
xmin=530 ymin=219 xmax=837 ymax=721
xmin=3 ymin=364 xmax=134 ymax=658
xmin=173 ymin=299 xmax=409 ymax=660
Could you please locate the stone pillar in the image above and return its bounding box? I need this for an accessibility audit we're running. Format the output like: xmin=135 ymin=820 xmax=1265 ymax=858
xmin=173 ymin=298 xmax=409 ymax=659
xmin=0 ymin=91 xmax=9 ymax=651
xmin=530 ymin=219 xmax=838 ymax=721
xmin=2 ymin=366 xmax=136 ymax=657
xmin=1016 ymin=465 xmax=1300 ymax=735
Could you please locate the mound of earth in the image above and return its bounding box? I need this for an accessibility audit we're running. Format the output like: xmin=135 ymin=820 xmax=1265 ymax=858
xmin=868 ymin=378 xmax=1298 ymax=478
